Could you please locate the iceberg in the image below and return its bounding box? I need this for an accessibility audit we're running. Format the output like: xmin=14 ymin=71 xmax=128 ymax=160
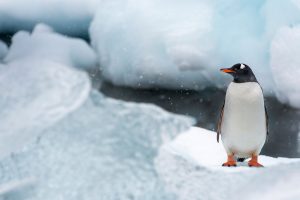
xmin=0 ymin=91 xmax=194 ymax=200
xmin=90 ymin=0 xmax=269 ymax=90
xmin=0 ymin=24 xmax=94 ymax=158
xmin=90 ymin=0 xmax=300 ymax=104
xmin=5 ymin=24 xmax=97 ymax=71
xmin=270 ymin=26 xmax=300 ymax=108
xmin=155 ymin=127 xmax=300 ymax=200
xmin=90 ymin=0 xmax=220 ymax=90
xmin=0 ymin=0 xmax=101 ymax=36
xmin=0 ymin=60 xmax=90 ymax=159
xmin=0 ymin=23 xmax=194 ymax=199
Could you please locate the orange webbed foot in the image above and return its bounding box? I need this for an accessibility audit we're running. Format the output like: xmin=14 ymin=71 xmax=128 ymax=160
xmin=222 ymin=161 xmax=237 ymax=167
xmin=222 ymin=155 xmax=237 ymax=167
xmin=248 ymin=160 xmax=264 ymax=167
xmin=248 ymin=155 xmax=264 ymax=167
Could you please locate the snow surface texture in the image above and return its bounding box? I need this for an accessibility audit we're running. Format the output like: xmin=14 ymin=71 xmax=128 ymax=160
xmin=90 ymin=0 xmax=219 ymax=90
xmin=0 ymin=24 xmax=92 ymax=159
xmin=271 ymin=26 xmax=300 ymax=108
xmin=0 ymin=41 xmax=8 ymax=60
xmin=0 ymin=23 xmax=194 ymax=199
xmin=0 ymin=91 xmax=194 ymax=200
xmin=1 ymin=0 xmax=300 ymax=107
xmin=5 ymin=24 xmax=97 ymax=71
xmin=155 ymin=127 xmax=300 ymax=200
xmin=0 ymin=0 xmax=101 ymax=36
xmin=90 ymin=0 xmax=300 ymax=99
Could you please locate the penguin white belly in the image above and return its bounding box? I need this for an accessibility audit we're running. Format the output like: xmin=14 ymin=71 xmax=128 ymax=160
xmin=221 ymin=82 xmax=266 ymax=158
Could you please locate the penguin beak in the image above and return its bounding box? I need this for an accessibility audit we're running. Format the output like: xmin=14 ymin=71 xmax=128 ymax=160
xmin=220 ymin=68 xmax=235 ymax=73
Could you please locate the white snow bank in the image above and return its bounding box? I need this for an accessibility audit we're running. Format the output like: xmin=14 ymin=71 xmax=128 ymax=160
xmin=155 ymin=127 xmax=300 ymax=200
xmin=90 ymin=0 xmax=270 ymax=90
xmin=0 ymin=60 xmax=90 ymax=159
xmin=5 ymin=24 xmax=97 ymax=70
xmin=270 ymin=26 xmax=300 ymax=108
xmin=0 ymin=24 xmax=194 ymax=198
xmin=0 ymin=0 xmax=101 ymax=36
xmin=90 ymin=0 xmax=220 ymax=90
xmin=0 ymin=91 xmax=194 ymax=200
xmin=0 ymin=41 xmax=8 ymax=60
xmin=90 ymin=0 xmax=300 ymax=105
xmin=0 ymin=24 xmax=92 ymax=159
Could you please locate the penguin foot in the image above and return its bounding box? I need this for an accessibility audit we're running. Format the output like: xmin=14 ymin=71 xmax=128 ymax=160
xmin=248 ymin=161 xmax=264 ymax=167
xmin=222 ymin=161 xmax=237 ymax=167
xmin=248 ymin=155 xmax=264 ymax=167
xmin=222 ymin=155 xmax=237 ymax=167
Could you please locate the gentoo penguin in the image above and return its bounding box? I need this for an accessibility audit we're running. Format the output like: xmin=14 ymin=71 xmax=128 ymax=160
xmin=217 ymin=63 xmax=268 ymax=167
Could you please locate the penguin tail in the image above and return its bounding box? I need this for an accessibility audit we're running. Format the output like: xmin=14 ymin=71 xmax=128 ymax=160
xmin=237 ymin=158 xmax=246 ymax=162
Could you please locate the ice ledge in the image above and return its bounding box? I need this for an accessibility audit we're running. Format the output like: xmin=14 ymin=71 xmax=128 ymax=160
xmin=155 ymin=127 xmax=300 ymax=200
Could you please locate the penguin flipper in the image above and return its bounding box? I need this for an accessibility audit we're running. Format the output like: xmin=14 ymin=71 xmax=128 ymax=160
xmin=265 ymin=106 xmax=269 ymax=135
xmin=217 ymin=104 xmax=224 ymax=143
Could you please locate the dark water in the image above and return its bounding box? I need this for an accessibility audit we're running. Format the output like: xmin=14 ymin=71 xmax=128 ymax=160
xmin=100 ymin=81 xmax=300 ymax=158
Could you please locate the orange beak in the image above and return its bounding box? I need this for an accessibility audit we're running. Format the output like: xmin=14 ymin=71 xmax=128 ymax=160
xmin=220 ymin=68 xmax=235 ymax=73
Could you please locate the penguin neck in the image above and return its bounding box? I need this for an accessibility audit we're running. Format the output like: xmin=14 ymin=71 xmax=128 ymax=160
xmin=233 ymin=75 xmax=258 ymax=83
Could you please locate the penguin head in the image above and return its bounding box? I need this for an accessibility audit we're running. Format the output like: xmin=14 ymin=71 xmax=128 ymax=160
xmin=220 ymin=63 xmax=257 ymax=83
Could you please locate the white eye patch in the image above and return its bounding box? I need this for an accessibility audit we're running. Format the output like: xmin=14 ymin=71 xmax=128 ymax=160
xmin=240 ymin=64 xmax=245 ymax=69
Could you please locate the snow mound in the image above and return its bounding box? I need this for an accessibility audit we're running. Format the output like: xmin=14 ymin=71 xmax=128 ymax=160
xmin=0 ymin=25 xmax=92 ymax=159
xmin=90 ymin=0 xmax=300 ymax=101
xmin=0 ymin=0 xmax=101 ymax=36
xmin=90 ymin=0 xmax=220 ymax=90
xmin=0 ymin=41 xmax=8 ymax=60
xmin=155 ymin=127 xmax=300 ymax=200
xmin=0 ymin=60 xmax=90 ymax=159
xmin=89 ymin=0 xmax=270 ymax=90
xmin=270 ymin=26 xmax=300 ymax=108
xmin=5 ymin=24 xmax=97 ymax=70
xmin=0 ymin=91 xmax=194 ymax=200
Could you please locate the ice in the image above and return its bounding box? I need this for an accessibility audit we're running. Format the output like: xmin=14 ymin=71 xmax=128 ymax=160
xmin=90 ymin=0 xmax=300 ymax=100
xmin=0 ymin=91 xmax=194 ymax=200
xmin=2 ymin=0 xmax=300 ymax=103
xmin=270 ymin=26 xmax=300 ymax=108
xmin=0 ymin=41 xmax=8 ymax=60
xmin=0 ymin=0 xmax=101 ymax=36
xmin=89 ymin=0 xmax=268 ymax=90
xmin=0 ymin=25 xmax=92 ymax=159
xmin=0 ymin=23 xmax=194 ymax=199
xmin=155 ymin=127 xmax=300 ymax=200
xmin=90 ymin=0 xmax=220 ymax=90
xmin=0 ymin=60 xmax=90 ymax=159
xmin=5 ymin=24 xmax=97 ymax=71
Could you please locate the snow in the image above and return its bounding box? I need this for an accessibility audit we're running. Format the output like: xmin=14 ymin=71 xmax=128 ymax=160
xmin=0 ymin=60 xmax=90 ymax=159
xmin=89 ymin=0 xmax=270 ymax=90
xmin=0 ymin=23 xmax=194 ymax=199
xmin=90 ymin=0 xmax=220 ymax=90
xmin=89 ymin=0 xmax=300 ymax=107
xmin=1 ymin=0 xmax=300 ymax=108
xmin=0 ymin=24 xmax=92 ymax=159
xmin=0 ymin=91 xmax=194 ymax=200
xmin=0 ymin=22 xmax=195 ymax=199
xmin=0 ymin=0 xmax=101 ymax=36
xmin=5 ymin=24 xmax=97 ymax=71
xmin=270 ymin=26 xmax=300 ymax=108
xmin=0 ymin=41 xmax=8 ymax=60
xmin=0 ymin=178 xmax=35 ymax=196
xmin=155 ymin=127 xmax=300 ymax=200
